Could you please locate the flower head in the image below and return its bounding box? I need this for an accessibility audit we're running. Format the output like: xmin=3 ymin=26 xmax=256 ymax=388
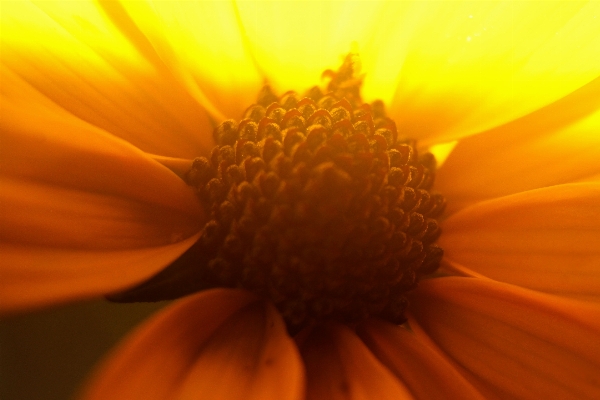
xmin=2 ymin=1 xmax=600 ymax=399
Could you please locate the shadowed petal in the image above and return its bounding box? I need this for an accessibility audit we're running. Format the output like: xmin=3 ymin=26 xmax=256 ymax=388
xmin=80 ymin=290 xmax=304 ymax=400
xmin=298 ymin=323 xmax=413 ymax=400
xmin=440 ymin=183 xmax=600 ymax=301
xmin=409 ymin=277 xmax=600 ymax=400
xmin=358 ymin=320 xmax=485 ymax=400
xmin=0 ymin=236 xmax=199 ymax=314
xmin=436 ymin=79 xmax=600 ymax=215
xmin=1 ymin=1 xmax=213 ymax=158
xmin=175 ymin=300 xmax=305 ymax=400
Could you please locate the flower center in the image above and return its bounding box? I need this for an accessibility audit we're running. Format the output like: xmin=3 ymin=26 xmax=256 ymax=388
xmin=111 ymin=54 xmax=445 ymax=332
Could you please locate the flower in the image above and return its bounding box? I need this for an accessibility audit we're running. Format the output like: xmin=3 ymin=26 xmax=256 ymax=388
xmin=2 ymin=1 xmax=600 ymax=399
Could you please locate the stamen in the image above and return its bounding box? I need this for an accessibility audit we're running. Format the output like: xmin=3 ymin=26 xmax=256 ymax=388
xmin=109 ymin=54 xmax=446 ymax=333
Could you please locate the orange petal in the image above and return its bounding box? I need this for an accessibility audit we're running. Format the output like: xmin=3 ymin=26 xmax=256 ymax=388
xmin=0 ymin=176 xmax=201 ymax=249
xmin=1 ymin=98 xmax=203 ymax=219
xmin=80 ymin=290 xmax=304 ymax=400
xmin=440 ymin=183 xmax=600 ymax=301
xmin=175 ymin=301 xmax=304 ymax=400
xmin=358 ymin=320 xmax=485 ymax=400
xmin=409 ymin=277 xmax=600 ymax=400
xmin=0 ymin=97 xmax=205 ymax=311
xmin=0 ymin=235 xmax=199 ymax=314
xmin=1 ymin=2 xmax=213 ymax=158
xmin=299 ymin=323 xmax=413 ymax=400
xmin=436 ymin=78 xmax=600 ymax=215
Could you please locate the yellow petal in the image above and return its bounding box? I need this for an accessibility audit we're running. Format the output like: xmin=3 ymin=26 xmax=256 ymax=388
xmin=235 ymin=1 xmax=385 ymax=93
xmin=440 ymin=183 xmax=600 ymax=301
xmin=298 ymin=323 xmax=413 ymax=400
xmin=1 ymin=1 xmax=212 ymax=158
xmin=436 ymin=77 xmax=600 ymax=215
xmin=237 ymin=1 xmax=600 ymax=146
xmin=382 ymin=1 xmax=600 ymax=145
xmin=105 ymin=0 xmax=262 ymax=121
xmin=358 ymin=320 xmax=485 ymax=400
xmin=80 ymin=290 xmax=304 ymax=400
xmin=0 ymin=236 xmax=199 ymax=314
xmin=409 ymin=277 xmax=600 ymax=400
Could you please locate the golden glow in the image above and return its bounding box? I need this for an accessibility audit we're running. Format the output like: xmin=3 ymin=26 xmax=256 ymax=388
xmin=1 ymin=1 xmax=145 ymax=70
xmin=235 ymin=1 xmax=386 ymax=92
xmin=429 ymin=140 xmax=458 ymax=168
xmin=4 ymin=1 xmax=600 ymax=140
xmin=111 ymin=1 xmax=263 ymax=120
xmin=235 ymin=1 xmax=600 ymax=146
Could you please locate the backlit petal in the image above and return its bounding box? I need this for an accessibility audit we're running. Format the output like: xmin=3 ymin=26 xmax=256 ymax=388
xmin=235 ymin=1 xmax=385 ymax=94
xmin=236 ymin=1 xmax=600 ymax=145
xmin=385 ymin=1 xmax=600 ymax=145
xmin=409 ymin=277 xmax=600 ymax=400
xmin=436 ymin=78 xmax=600 ymax=214
xmin=1 ymin=1 xmax=212 ymax=158
xmin=440 ymin=183 xmax=600 ymax=301
xmin=104 ymin=0 xmax=262 ymax=121
xmin=358 ymin=320 xmax=485 ymax=400
xmin=80 ymin=290 xmax=304 ymax=400
xmin=298 ymin=323 xmax=413 ymax=400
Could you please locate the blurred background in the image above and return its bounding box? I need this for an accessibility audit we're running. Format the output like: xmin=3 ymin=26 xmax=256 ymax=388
xmin=0 ymin=299 xmax=168 ymax=400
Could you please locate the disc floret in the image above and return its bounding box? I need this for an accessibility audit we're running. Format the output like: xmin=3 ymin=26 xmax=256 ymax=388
xmin=186 ymin=58 xmax=445 ymax=331
xmin=111 ymin=54 xmax=446 ymax=332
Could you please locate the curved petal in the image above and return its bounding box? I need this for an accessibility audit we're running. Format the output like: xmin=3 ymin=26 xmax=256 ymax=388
xmin=104 ymin=0 xmax=263 ymax=121
xmin=0 ymin=177 xmax=201 ymax=250
xmin=0 ymin=235 xmax=199 ymax=314
xmin=436 ymin=78 xmax=600 ymax=215
xmin=1 ymin=96 xmax=205 ymax=311
xmin=439 ymin=183 xmax=600 ymax=301
xmin=175 ymin=301 xmax=305 ymax=400
xmin=298 ymin=323 xmax=413 ymax=400
xmin=1 ymin=97 xmax=203 ymax=218
xmin=357 ymin=320 xmax=485 ymax=400
xmin=1 ymin=1 xmax=212 ymax=158
xmin=80 ymin=290 xmax=304 ymax=400
xmin=409 ymin=277 xmax=600 ymax=400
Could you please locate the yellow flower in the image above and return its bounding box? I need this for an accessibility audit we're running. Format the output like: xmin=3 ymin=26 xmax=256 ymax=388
xmin=2 ymin=1 xmax=600 ymax=399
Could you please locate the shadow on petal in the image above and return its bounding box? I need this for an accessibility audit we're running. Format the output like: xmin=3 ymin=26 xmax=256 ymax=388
xmin=440 ymin=183 xmax=600 ymax=301
xmin=80 ymin=289 xmax=304 ymax=400
xmin=358 ymin=319 xmax=484 ymax=400
xmin=409 ymin=277 xmax=600 ymax=400
xmin=298 ymin=323 xmax=413 ymax=400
